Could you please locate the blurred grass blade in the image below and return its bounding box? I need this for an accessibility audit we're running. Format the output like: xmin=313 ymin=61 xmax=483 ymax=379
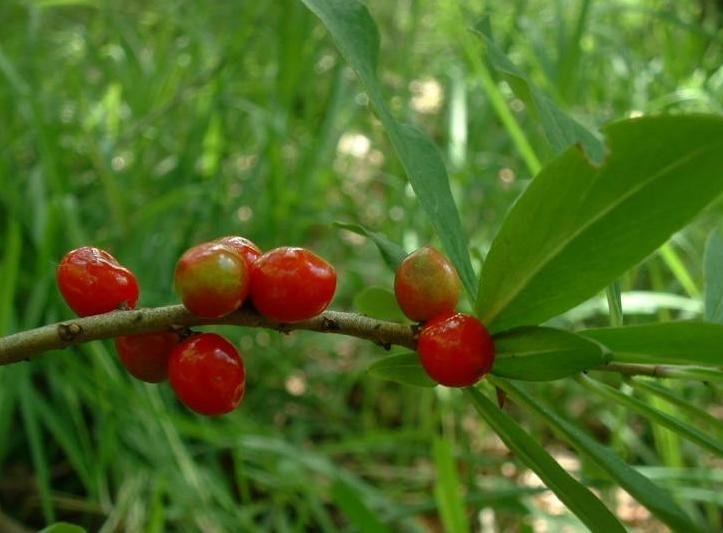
xmin=464 ymin=387 xmax=625 ymax=532
xmin=581 ymin=321 xmax=723 ymax=365
xmin=578 ymin=376 xmax=723 ymax=457
xmin=472 ymin=17 xmax=605 ymax=164
xmin=433 ymin=438 xmax=470 ymax=533
xmin=605 ymin=279 xmax=624 ymax=326
xmin=302 ymin=0 xmax=477 ymax=298
xmin=353 ymin=286 xmax=406 ymax=322
xmin=0 ymin=218 xmax=21 ymax=335
xmin=704 ymin=229 xmax=723 ymax=323
xmin=659 ymin=242 xmax=701 ymax=299
xmin=492 ymin=326 xmax=608 ymax=381
xmin=476 ymin=115 xmax=723 ymax=333
xmin=38 ymin=523 xmax=87 ymax=533
xmin=19 ymin=374 xmax=55 ymax=523
xmin=492 ymin=378 xmax=700 ymax=533
xmin=631 ymin=380 xmax=723 ymax=440
xmin=334 ymin=222 xmax=407 ymax=271
xmin=367 ymin=352 xmax=436 ymax=388
xmin=331 ymin=478 xmax=392 ymax=533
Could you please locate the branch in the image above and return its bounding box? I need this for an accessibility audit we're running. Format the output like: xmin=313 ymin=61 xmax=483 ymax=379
xmin=0 ymin=305 xmax=418 ymax=366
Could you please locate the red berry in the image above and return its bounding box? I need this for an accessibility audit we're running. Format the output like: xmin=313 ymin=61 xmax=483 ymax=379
xmin=168 ymin=333 xmax=245 ymax=416
xmin=115 ymin=331 xmax=181 ymax=383
xmin=174 ymin=242 xmax=249 ymax=319
xmin=250 ymin=247 xmax=336 ymax=322
xmin=214 ymin=235 xmax=262 ymax=270
xmin=57 ymin=246 xmax=140 ymax=317
xmin=417 ymin=313 xmax=495 ymax=387
xmin=394 ymin=246 xmax=461 ymax=322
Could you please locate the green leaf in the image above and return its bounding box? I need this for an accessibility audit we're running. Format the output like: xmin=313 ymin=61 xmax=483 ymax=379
xmin=472 ymin=18 xmax=605 ymax=164
xmin=353 ymin=286 xmax=406 ymax=322
xmin=476 ymin=115 xmax=723 ymax=333
xmin=303 ymin=0 xmax=476 ymax=297
xmin=39 ymin=523 xmax=87 ymax=533
xmin=492 ymin=378 xmax=700 ymax=533
xmin=334 ymin=222 xmax=406 ymax=271
xmin=491 ymin=327 xmax=608 ymax=381
xmin=581 ymin=321 xmax=723 ymax=365
xmin=367 ymin=352 xmax=436 ymax=388
xmin=704 ymin=228 xmax=723 ymax=323
xmin=433 ymin=438 xmax=470 ymax=533
xmin=579 ymin=376 xmax=723 ymax=457
xmin=464 ymin=387 xmax=625 ymax=532
xmin=331 ymin=478 xmax=392 ymax=533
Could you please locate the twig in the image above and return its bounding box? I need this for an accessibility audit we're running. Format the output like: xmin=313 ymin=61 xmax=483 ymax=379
xmin=0 ymin=305 xmax=418 ymax=366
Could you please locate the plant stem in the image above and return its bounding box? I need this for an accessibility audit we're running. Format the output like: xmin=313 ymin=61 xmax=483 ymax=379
xmin=0 ymin=305 xmax=418 ymax=365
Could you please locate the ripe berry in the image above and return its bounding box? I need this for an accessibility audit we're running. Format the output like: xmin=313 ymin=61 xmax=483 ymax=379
xmin=394 ymin=246 xmax=461 ymax=322
xmin=214 ymin=235 xmax=262 ymax=270
xmin=115 ymin=331 xmax=181 ymax=383
xmin=168 ymin=333 xmax=245 ymax=416
xmin=57 ymin=246 xmax=140 ymax=317
xmin=174 ymin=242 xmax=249 ymax=319
xmin=417 ymin=313 xmax=495 ymax=387
xmin=250 ymin=247 xmax=336 ymax=322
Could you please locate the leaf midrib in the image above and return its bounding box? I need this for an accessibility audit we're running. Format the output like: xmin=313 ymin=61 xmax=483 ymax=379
xmin=481 ymin=139 xmax=721 ymax=326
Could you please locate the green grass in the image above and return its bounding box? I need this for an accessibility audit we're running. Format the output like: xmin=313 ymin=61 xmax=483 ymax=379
xmin=1 ymin=0 xmax=721 ymax=530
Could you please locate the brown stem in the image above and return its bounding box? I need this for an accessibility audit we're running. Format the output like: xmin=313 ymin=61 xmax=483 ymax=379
xmin=0 ymin=305 xmax=418 ymax=366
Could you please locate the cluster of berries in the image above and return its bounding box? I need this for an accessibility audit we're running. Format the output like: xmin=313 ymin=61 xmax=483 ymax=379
xmin=55 ymin=240 xmax=495 ymax=417
xmin=394 ymin=246 xmax=495 ymax=387
xmin=56 ymin=238 xmax=336 ymax=416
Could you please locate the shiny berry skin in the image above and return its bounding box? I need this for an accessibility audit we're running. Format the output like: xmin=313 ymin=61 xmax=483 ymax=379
xmin=57 ymin=246 xmax=140 ymax=317
xmin=250 ymin=247 xmax=336 ymax=322
xmin=115 ymin=331 xmax=181 ymax=383
xmin=394 ymin=246 xmax=461 ymax=322
xmin=168 ymin=333 xmax=245 ymax=416
xmin=214 ymin=235 xmax=262 ymax=270
xmin=174 ymin=242 xmax=249 ymax=319
xmin=417 ymin=313 xmax=495 ymax=387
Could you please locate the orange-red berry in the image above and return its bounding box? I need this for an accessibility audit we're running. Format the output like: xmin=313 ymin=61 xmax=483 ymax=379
xmin=57 ymin=246 xmax=140 ymax=317
xmin=417 ymin=313 xmax=495 ymax=387
xmin=115 ymin=331 xmax=181 ymax=383
xmin=168 ymin=333 xmax=245 ymax=416
xmin=214 ymin=235 xmax=262 ymax=270
xmin=394 ymin=246 xmax=461 ymax=322
xmin=174 ymin=242 xmax=249 ymax=319
xmin=250 ymin=246 xmax=336 ymax=322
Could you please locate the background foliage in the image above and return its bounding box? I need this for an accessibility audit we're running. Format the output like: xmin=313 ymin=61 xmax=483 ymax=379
xmin=0 ymin=0 xmax=721 ymax=531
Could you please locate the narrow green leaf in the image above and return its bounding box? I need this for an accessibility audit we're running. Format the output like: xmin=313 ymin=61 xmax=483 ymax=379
xmin=353 ymin=286 xmax=406 ymax=322
xmin=630 ymin=380 xmax=723 ymax=439
xmin=581 ymin=322 xmax=723 ymax=365
xmin=367 ymin=352 xmax=436 ymax=388
xmin=433 ymin=438 xmax=470 ymax=533
xmin=465 ymin=387 xmax=625 ymax=532
xmin=492 ymin=378 xmax=700 ymax=533
xmin=331 ymin=478 xmax=392 ymax=533
xmin=477 ymin=115 xmax=723 ymax=332
xmin=704 ymin=229 xmax=723 ymax=323
xmin=472 ymin=18 xmax=605 ymax=164
xmin=579 ymin=376 xmax=723 ymax=457
xmin=334 ymin=222 xmax=406 ymax=271
xmin=492 ymin=327 xmax=608 ymax=381
xmin=39 ymin=524 xmax=87 ymax=533
xmin=303 ymin=0 xmax=476 ymax=297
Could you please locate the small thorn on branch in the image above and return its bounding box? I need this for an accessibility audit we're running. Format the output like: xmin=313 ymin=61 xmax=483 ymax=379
xmin=58 ymin=323 xmax=83 ymax=342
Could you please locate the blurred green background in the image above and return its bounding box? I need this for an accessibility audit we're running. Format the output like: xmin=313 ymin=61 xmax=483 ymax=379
xmin=0 ymin=0 xmax=721 ymax=531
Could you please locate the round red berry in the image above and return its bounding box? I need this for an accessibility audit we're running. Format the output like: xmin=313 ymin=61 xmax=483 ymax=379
xmin=168 ymin=333 xmax=245 ymax=416
xmin=417 ymin=313 xmax=495 ymax=387
xmin=174 ymin=242 xmax=249 ymax=319
xmin=115 ymin=330 xmax=181 ymax=383
xmin=394 ymin=246 xmax=461 ymax=322
xmin=214 ymin=235 xmax=262 ymax=270
xmin=250 ymin=246 xmax=336 ymax=322
xmin=57 ymin=246 xmax=140 ymax=317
